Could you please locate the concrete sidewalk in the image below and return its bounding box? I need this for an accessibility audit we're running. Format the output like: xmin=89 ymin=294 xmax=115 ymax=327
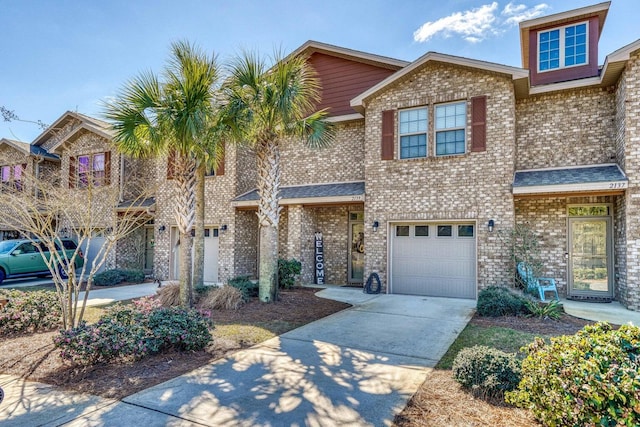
xmin=80 ymin=282 xmax=159 ymax=306
xmin=0 ymin=288 xmax=475 ymax=426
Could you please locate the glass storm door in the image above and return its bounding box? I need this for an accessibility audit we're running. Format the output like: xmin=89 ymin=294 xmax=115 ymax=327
xmin=568 ymin=217 xmax=613 ymax=297
xmin=348 ymin=212 xmax=364 ymax=283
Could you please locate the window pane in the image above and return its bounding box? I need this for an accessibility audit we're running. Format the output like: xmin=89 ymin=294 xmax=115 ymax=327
xmin=400 ymin=134 xmax=426 ymax=159
xmin=78 ymin=156 xmax=90 ymax=187
xmin=213 ymin=228 xmax=219 ymax=237
xmin=436 ymin=130 xmax=465 ymax=156
xmin=93 ymin=154 xmax=105 ymax=185
xmin=1 ymin=166 xmax=10 ymax=182
xmin=396 ymin=225 xmax=409 ymax=237
xmin=415 ymin=225 xmax=429 ymax=236
xmin=458 ymin=225 xmax=474 ymax=237
xmin=437 ymin=225 xmax=452 ymax=237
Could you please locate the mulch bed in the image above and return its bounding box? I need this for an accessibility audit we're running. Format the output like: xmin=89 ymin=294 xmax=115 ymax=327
xmin=0 ymin=287 xmax=350 ymax=399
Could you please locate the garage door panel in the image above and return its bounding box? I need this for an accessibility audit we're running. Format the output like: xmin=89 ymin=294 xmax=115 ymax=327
xmin=391 ymin=223 xmax=476 ymax=299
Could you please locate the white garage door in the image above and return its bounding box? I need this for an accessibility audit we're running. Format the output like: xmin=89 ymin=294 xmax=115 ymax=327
xmin=81 ymin=232 xmax=107 ymax=273
xmin=171 ymin=227 xmax=219 ymax=283
xmin=391 ymin=223 xmax=476 ymax=299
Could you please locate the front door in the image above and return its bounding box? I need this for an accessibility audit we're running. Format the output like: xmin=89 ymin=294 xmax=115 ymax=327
xmin=144 ymin=226 xmax=154 ymax=273
xmin=568 ymin=216 xmax=613 ymax=298
xmin=348 ymin=212 xmax=364 ymax=283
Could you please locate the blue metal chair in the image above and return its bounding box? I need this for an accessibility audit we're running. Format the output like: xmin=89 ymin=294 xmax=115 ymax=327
xmin=517 ymin=262 xmax=559 ymax=302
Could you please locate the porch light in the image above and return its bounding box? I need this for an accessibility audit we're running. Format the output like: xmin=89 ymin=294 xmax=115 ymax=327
xmin=158 ymin=225 xmax=166 ymax=234
xmin=487 ymin=219 xmax=495 ymax=233
xmin=221 ymin=224 xmax=228 ymax=232
xmin=372 ymin=221 xmax=379 ymax=232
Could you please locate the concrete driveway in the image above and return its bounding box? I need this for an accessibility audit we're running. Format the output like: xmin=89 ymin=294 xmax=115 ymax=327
xmin=62 ymin=287 xmax=475 ymax=427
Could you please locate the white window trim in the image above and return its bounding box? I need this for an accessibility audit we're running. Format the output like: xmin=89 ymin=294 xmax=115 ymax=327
xmin=398 ymin=106 xmax=428 ymax=159
xmin=537 ymin=21 xmax=589 ymax=73
xmin=434 ymin=100 xmax=467 ymax=157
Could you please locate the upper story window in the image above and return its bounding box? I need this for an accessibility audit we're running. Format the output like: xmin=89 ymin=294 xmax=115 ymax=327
xmin=70 ymin=152 xmax=110 ymax=188
xmin=538 ymin=22 xmax=587 ymax=72
xmin=1 ymin=164 xmax=25 ymax=191
xmin=398 ymin=107 xmax=427 ymax=159
xmin=435 ymin=102 xmax=466 ymax=156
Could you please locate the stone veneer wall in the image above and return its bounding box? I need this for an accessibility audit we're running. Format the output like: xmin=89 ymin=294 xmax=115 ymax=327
xmin=116 ymin=226 xmax=146 ymax=270
xmin=515 ymin=87 xmax=616 ymax=170
xmin=363 ymin=63 xmax=517 ymax=291
xmin=0 ymin=144 xmax=33 ymax=236
xmin=279 ymin=121 xmax=365 ymax=186
xmin=619 ymin=52 xmax=640 ymax=310
xmin=234 ymin=210 xmax=258 ymax=278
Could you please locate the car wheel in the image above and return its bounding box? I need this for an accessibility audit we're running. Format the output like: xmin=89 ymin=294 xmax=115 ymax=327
xmin=0 ymin=269 xmax=5 ymax=285
xmin=57 ymin=264 xmax=68 ymax=280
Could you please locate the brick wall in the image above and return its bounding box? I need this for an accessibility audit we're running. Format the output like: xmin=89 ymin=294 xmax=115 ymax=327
xmin=516 ymin=87 xmax=616 ymax=170
xmin=363 ymin=62 xmax=517 ymax=291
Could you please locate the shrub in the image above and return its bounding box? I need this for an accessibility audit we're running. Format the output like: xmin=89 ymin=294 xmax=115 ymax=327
xmin=93 ymin=268 xmax=145 ymax=286
xmin=157 ymin=282 xmax=181 ymax=307
xmin=0 ymin=289 xmax=62 ymax=335
xmin=524 ymin=299 xmax=563 ymax=320
xmin=477 ymin=286 xmax=529 ymax=317
xmin=452 ymin=345 xmax=521 ymax=400
xmin=228 ymin=275 xmax=258 ymax=301
xmin=93 ymin=269 xmax=124 ymax=286
xmin=55 ymin=303 xmax=212 ymax=365
xmin=200 ymin=285 xmax=244 ymax=310
xmin=278 ymin=258 xmax=302 ymax=289
xmin=506 ymin=322 xmax=640 ymax=426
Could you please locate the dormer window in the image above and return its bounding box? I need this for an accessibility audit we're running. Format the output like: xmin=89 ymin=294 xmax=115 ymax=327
xmin=538 ymin=22 xmax=587 ymax=72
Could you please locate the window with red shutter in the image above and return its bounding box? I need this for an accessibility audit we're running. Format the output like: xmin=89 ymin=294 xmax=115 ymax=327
xmin=381 ymin=110 xmax=396 ymax=160
xmin=471 ymin=96 xmax=487 ymax=152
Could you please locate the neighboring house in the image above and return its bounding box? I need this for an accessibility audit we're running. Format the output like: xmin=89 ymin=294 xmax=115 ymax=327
xmin=3 ymin=2 xmax=640 ymax=311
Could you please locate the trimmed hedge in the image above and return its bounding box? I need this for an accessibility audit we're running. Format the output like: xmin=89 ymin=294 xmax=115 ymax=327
xmin=93 ymin=268 xmax=145 ymax=286
xmin=228 ymin=275 xmax=258 ymax=301
xmin=477 ymin=286 xmax=529 ymax=317
xmin=278 ymin=258 xmax=302 ymax=289
xmin=506 ymin=322 xmax=640 ymax=426
xmin=452 ymin=345 xmax=521 ymax=400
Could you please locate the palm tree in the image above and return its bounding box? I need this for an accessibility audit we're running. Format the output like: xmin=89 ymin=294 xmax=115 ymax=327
xmin=223 ymin=50 xmax=335 ymax=302
xmin=104 ymin=40 xmax=222 ymax=306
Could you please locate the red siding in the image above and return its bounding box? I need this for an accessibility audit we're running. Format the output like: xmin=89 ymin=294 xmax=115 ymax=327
xmin=308 ymin=53 xmax=397 ymax=116
xmin=529 ymin=16 xmax=599 ymax=86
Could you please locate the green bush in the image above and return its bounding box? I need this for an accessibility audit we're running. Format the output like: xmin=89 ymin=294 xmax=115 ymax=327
xmin=524 ymin=299 xmax=563 ymax=320
xmin=506 ymin=322 xmax=640 ymax=426
xmin=0 ymin=289 xmax=62 ymax=335
xmin=477 ymin=286 xmax=529 ymax=317
xmin=93 ymin=268 xmax=145 ymax=286
xmin=228 ymin=275 xmax=258 ymax=301
xmin=278 ymin=258 xmax=302 ymax=289
xmin=54 ymin=303 xmax=212 ymax=365
xmin=452 ymin=345 xmax=521 ymax=400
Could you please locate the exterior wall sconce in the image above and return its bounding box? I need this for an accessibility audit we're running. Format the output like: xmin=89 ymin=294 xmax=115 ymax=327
xmin=488 ymin=219 xmax=495 ymax=233
xmin=372 ymin=221 xmax=379 ymax=232
xmin=158 ymin=225 xmax=166 ymax=233
xmin=221 ymin=224 xmax=228 ymax=232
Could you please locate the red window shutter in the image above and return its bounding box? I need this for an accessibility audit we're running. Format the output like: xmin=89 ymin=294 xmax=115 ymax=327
xmin=471 ymin=96 xmax=487 ymax=152
xmin=381 ymin=109 xmax=396 ymax=160
xmin=104 ymin=151 xmax=111 ymax=186
xmin=167 ymin=150 xmax=176 ymax=179
xmin=69 ymin=157 xmax=76 ymax=188
xmin=214 ymin=143 xmax=225 ymax=176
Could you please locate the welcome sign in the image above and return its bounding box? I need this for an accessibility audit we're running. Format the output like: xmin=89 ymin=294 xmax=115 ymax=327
xmin=314 ymin=232 xmax=325 ymax=285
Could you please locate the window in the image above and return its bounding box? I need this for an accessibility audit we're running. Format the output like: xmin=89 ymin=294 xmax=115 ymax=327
xmin=399 ymin=108 xmax=427 ymax=159
xmin=415 ymin=226 xmax=429 ymax=237
xmin=538 ymin=22 xmax=587 ymax=72
xmin=74 ymin=153 xmax=109 ymax=188
xmin=396 ymin=225 xmax=410 ymax=237
xmin=458 ymin=225 xmax=474 ymax=237
xmin=1 ymin=163 xmax=25 ymax=191
xmin=437 ymin=225 xmax=452 ymax=237
xmin=435 ymin=102 xmax=466 ymax=156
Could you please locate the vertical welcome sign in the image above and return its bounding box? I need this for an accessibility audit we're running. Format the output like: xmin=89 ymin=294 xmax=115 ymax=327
xmin=314 ymin=232 xmax=325 ymax=285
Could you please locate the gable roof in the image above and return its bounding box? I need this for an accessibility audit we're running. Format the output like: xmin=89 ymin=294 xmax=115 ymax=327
xmin=32 ymin=111 xmax=114 ymax=153
xmin=350 ymin=52 xmax=529 ymax=111
xmin=0 ymin=138 xmax=59 ymax=161
xmin=287 ymin=40 xmax=409 ymax=70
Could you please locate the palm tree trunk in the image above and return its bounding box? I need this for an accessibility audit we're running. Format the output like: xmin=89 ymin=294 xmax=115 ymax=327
xmin=256 ymin=139 xmax=281 ymax=302
xmin=173 ymin=153 xmax=196 ymax=306
xmin=192 ymin=162 xmax=205 ymax=290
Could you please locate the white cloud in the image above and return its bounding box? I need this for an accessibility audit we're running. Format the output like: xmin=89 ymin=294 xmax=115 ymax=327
xmin=413 ymin=2 xmax=549 ymax=44
xmin=413 ymin=2 xmax=498 ymax=43
xmin=502 ymin=2 xmax=549 ymax=25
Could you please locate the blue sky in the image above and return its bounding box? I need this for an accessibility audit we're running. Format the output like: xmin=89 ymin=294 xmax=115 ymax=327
xmin=1 ymin=0 xmax=637 ymax=142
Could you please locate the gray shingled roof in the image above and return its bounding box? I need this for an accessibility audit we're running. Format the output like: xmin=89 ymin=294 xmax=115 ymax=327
xmin=234 ymin=182 xmax=365 ymax=202
xmin=513 ymin=165 xmax=627 ymax=187
xmin=116 ymin=197 xmax=156 ymax=211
